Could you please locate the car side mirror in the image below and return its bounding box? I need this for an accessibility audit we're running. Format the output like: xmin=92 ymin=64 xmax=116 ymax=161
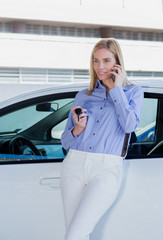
xmin=36 ymin=103 xmax=59 ymax=112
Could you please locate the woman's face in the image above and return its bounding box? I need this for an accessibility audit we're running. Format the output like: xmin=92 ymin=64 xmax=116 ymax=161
xmin=93 ymin=48 xmax=116 ymax=82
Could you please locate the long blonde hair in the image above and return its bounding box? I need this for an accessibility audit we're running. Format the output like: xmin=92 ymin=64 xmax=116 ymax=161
xmin=87 ymin=38 xmax=131 ymax=95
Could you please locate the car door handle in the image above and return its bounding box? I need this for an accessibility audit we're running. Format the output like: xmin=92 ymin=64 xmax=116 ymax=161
xmin=40 ymin=177 xmax=60 ymax=189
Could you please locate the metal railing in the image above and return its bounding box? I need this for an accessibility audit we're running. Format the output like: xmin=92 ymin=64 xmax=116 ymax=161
xmin=0 ymin=67 xmax=163 ymax=84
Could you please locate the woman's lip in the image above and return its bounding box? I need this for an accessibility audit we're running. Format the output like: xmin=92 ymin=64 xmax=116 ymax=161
xmin=98 ymin=72 xmax=107 ymax=75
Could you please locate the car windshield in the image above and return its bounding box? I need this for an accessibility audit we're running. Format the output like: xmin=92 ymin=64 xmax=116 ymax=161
xmin=0 ymin=99 xmax=72 ymax=136
xmin=0 ymin=105 xmax=54 ymax=136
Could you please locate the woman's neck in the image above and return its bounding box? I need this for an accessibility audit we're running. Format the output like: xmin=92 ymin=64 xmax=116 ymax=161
xmin=101 ymin=81 xmax=110 ymax=94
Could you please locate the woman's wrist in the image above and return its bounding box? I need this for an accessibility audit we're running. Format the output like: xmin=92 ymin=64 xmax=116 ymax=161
xmin=72 ymin=125 xmax=85 ymax=137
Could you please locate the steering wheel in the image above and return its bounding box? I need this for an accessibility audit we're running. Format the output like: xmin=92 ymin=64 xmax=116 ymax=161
xmin=9 ymin=136 xmax=41 ymax=156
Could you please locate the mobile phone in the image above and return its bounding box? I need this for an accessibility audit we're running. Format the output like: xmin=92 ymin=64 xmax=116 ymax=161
xmin=110 ymin=69 xmax=118 ymax=82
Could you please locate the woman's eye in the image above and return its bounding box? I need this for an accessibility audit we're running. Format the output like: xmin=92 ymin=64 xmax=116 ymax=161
xmin=105 ymin=59 xmax=110 ymax=62
xmin=93 ymin=59 xmax=98 ymax=63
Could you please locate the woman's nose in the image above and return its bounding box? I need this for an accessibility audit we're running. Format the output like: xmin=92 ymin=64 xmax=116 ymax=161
xmin=99 ymin=61 xmax=104 ymax=69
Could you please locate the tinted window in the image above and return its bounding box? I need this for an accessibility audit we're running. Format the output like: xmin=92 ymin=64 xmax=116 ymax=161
xmin=135 ymin=98 xmax=157 ymax=142
xmin=127 ymin=96 xmax=163 ymax=159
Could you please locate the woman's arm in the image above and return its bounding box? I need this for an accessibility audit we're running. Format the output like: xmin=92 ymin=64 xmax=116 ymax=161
xmin=110 ymin=85 xmax=144 ymax=133
xmin=61 ymin=93 xmax=88 ymax=150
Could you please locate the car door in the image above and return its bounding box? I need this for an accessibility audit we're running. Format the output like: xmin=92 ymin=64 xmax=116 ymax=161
xmin=0 ymin=90 xmax=76 ymax=240
xmin=91 ymin=92 xmax=163 ymax=240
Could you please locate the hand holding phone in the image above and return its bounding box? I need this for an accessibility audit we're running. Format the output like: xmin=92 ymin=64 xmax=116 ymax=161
xmin=110 ymin=69 xmax=118 ymax=82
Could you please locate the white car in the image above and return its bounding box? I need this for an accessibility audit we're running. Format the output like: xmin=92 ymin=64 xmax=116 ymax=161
xmin=0 ymin=80 xmax=163 ymax=240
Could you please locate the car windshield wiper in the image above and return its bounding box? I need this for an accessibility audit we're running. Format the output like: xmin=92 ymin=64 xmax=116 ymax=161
xmin=0 ymin=128 xmax=22 ymax=135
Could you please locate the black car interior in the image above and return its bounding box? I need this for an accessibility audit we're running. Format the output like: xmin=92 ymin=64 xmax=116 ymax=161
xmin=127 ymin=96 xmax=163 ymax=159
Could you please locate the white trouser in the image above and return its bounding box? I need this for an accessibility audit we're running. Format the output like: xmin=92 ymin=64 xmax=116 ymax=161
xmin=60 ymin=149 xmax=123 ymax=240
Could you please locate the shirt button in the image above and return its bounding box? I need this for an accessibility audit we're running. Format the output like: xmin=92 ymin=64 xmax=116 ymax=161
xmin=97 ymin=120 xmax=99 ymax=123
xmin=114 ymin=100 xmax=117 ymax=103
xmin=93 ymin=133 xmax=95 ymax=136
xmin=89 ymin=147 xmax=92 ymax=150
xmin=104 ymin=98 xmax=106 ymax=101
xmin=100 ymin=107 xmax=103 ymax=110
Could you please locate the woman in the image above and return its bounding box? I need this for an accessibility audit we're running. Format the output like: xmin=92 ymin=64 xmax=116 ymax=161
xmin=60 ymin=38 xmax=143 ymax=240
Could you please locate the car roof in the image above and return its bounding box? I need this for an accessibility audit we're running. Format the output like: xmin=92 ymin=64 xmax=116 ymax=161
xmin=0 ymin=80 xmax=163 ymax=109
xmin=0 ymin=83 xmax=88 ymax=109
xmin=132 ymin=79 xmax=163 ymax=93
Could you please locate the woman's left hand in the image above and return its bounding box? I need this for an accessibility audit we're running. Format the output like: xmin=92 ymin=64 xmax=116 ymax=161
xmin=109 ymin=64 xmax=125 ymax=89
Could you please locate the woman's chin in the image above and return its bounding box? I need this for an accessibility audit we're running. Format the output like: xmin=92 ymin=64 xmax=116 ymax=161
xmin=100 ymin=78 xmax=112 ymax=83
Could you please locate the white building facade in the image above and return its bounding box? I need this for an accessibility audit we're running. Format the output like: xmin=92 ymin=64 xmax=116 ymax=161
xmin=0 ymin=0 xmax=163 ymax=87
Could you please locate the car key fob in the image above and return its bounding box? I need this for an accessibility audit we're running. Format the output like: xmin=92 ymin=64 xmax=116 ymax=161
xmin=75 ymin=108 xmax=82 ymax=121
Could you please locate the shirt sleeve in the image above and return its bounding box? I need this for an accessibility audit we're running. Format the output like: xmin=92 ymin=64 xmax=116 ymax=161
xmin=109 ymin=85 xmax=144 ymax=133
xmin=61 ymin=93 xmax=80 ymax=150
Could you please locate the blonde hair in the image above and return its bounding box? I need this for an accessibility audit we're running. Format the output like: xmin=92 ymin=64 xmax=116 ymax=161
xmin=87 ymin=38 xmax=131 ymax=95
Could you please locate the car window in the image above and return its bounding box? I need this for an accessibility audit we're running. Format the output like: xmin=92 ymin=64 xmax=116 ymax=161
xmin=135 ymin=98 xmax=157 ymax=142
xmin=0 ymin=105 xmax=51 ymax=134
xmin=0 ymin=99 xmax=72 ymax=134
xmin=127 ymin=96 xmax=163 ymax=159
xmin=52 ymin=119 xmax=67 ymax=139
xmin=0 ymin=93 xmax=162 ymax=163
xmin=0 ymin=97 xmax=74 ymax=163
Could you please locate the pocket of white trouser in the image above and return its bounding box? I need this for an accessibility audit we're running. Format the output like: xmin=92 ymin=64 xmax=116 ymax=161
xmin=61 ymin=150 xmax=72 ymax=167
xmin=97 ymin=160 xmax=123 ymax=198
xmin=60 ymin=150 xmax=80 ymax=179
xmin=103 ymin=155 xmax=123 ymax=168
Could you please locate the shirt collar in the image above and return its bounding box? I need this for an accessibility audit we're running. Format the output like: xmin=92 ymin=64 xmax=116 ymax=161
xmin=95 ymin=80 xmax=104 ymax=89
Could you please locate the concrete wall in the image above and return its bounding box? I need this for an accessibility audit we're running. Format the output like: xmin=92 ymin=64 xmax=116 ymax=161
xmin=0 ymin=33 xmax=163 ymax=72
xmin=0 ymin=0 xmax=163 ymax=30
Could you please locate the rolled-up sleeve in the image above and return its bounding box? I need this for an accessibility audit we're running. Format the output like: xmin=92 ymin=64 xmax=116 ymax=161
xmin=109 ymin=85 xmax=144 ymax=133
xmin=61 ymin=112 xmax=77 ymax=150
